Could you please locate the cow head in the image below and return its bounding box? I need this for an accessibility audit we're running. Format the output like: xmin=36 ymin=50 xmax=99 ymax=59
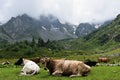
xmin=40 ymin=57 xmax=51 ymax=70
xmin=14 ymin=57 xmax=24 ymax=65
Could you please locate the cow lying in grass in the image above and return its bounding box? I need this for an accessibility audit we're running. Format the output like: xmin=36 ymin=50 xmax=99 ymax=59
xmin=15 ymin=57 xmax=40 ymax=76
xmin=98 ymin=57 xmax=110 ymax=63
xmin=2 ymin=61 xmax=10 ymax=65
xmin=84 ymin=59 xmax=98 ymax=67
xmin=30 ymin=57 xmax=41 ymax=64
xmin=40 ymin=57 xmax=91 ymax=77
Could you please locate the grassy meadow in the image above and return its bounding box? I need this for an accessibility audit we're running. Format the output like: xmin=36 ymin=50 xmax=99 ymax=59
xmin=0 ymin=63 xmax=120 ymax=80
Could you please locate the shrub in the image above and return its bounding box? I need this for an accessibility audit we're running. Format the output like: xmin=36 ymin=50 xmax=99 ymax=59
xmin=98 ymin=34 xmax=109 ymax=45
xmin=114 ymin=34 xmax=120 ymax=42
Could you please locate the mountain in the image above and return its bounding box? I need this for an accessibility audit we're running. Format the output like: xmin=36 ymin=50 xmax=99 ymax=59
xmin=38 ymin=15 xmax=77 ymax=40
xmin=57 ymin=14 xmax=120 ymax=52
xmin=0 ymin=14 xmax=77 ymax=43
xmin=80 ymin=14 xmax=120 ymax=51
xmin=75 ymin=23 xmax=96 ymax=37
xmin=100 ymin=20 xmax=113 ymax=27
xmin=0 ymin=27 xmax=9 ymax=46
xmin=75 ymin=20 xmax=113 ymax=38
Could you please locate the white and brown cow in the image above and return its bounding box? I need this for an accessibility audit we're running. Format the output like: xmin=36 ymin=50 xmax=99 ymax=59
xmin=40 ymin=57 xmax=91 ymax=77
xmin=15 ymin=57 xmax=40 ymax=76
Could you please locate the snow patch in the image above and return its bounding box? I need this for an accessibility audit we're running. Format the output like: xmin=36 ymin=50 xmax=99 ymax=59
xmin=41 ymin=26 xmax=47 ymax=30
xmin=73 ymin=26 xmax=77 ymax=34
xmin=50 ymin=25 xmax=59 ymax=31
xmin=63 ymin=27 xmax=68 ymax=32
xmin=95 ymin=24 xmax=101 ymax=28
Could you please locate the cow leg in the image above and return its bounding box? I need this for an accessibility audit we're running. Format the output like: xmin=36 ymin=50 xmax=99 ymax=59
xmin=19 ymin=71 xmax=27 ymax=76
xmin=52 ymin=70 xmax=62 ymax=76
xmin=69 ymin=73 xmax=82 ymax=77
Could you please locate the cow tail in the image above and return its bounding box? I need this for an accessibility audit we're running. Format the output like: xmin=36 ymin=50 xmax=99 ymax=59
xmin=31 ymin=70 xmax=37 ymax=75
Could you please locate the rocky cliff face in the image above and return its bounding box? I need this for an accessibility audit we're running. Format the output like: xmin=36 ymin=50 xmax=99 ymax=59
xmin=0 ymin=14 xmax=111 ymax=44
xmin=75 ymin=23 xmax=96 ymax=37
xmin=0 ymin=14 xmax=77 ymax=42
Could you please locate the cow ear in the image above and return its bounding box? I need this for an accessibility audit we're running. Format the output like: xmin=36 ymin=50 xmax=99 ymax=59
xmin=46 ymin=57 xmax=51 ymax=62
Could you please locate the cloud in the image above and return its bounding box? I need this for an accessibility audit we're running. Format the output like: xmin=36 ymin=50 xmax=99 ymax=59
xmin=0 ymin=0 xmax=120 ymax=25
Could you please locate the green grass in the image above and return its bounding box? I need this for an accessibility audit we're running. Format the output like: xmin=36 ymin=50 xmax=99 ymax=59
xmin=104 ymin=48 xmax=120 ymax=55
xmin=0 ymin=66 xmax=120 ymax=80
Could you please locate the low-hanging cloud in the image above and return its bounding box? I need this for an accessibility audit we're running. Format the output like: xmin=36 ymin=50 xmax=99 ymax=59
xmin=0 ymin=0 xmax=120 ymax=25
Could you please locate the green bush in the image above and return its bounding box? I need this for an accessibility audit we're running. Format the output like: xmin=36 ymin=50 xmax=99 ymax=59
xmin=114 ymin=34 xmax=120 ymax=42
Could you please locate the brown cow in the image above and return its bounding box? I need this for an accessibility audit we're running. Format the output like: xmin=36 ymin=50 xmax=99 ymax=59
xmin=98 ymin=57 xmax=110 ymax=63
xmin=30 ymin=57 xmax=40 ymax=64
xmin=40 ymin=57 xmax=91 ymax=77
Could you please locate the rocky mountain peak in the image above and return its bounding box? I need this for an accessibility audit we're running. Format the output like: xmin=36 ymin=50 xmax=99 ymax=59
xmin=75 ymin=23 xmax=96 ymax=37
xmin=0 ymin=14 xmax=77 ymax=42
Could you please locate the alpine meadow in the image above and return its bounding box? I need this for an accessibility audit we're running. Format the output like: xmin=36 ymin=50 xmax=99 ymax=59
xmin=0 ymin=0 xmax=120 ymax=80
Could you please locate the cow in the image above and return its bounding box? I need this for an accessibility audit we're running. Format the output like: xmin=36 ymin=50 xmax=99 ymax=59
xmin=2 ymin=61 xmax=10 ymax=65
xmin=14 ymin=57 xmax=40 ymax=76
xmin=84 ymin=60 xmax=98 ymax=67
xmin=30 ymin=57 xmax=40 ymax=64
xmin=40 ymin=57 xmax=91 ymax=77
xmin=98 ymin=57 xmax=110 ymax=63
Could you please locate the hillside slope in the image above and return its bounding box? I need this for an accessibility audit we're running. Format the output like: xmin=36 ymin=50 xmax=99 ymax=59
xmin=84 ymin=14 xmax=120 ymax=50
xmin=58 ymin=14 xmax=120 ymax=52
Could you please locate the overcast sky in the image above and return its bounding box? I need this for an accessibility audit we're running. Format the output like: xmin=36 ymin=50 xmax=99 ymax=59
xmin=0 ymin=0 xmax=120 ymax=25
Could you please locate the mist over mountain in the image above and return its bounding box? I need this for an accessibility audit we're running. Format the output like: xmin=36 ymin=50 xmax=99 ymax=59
xmin=85 ymin=14 xmax=120 ymax=44
xmin=100 ymin=20 xmax=113 ymax=27
xmin=77 ymin=14 xmax=120 ymax=51
xmin=0 ymin=14 xmax=78 ymax=43
xmin=55 ymin=14 xmax=120 ymax=52
xmin=0 ymin=13 xmax=115 ymax=47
